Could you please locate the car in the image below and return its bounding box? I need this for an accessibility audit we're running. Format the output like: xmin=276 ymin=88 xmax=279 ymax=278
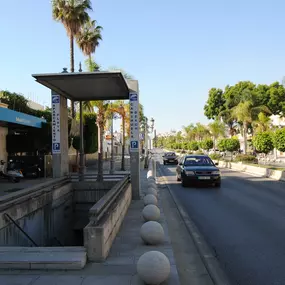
xmin=162 ymin=152 xmax=178 ymax=165
xmin=176 ymin=154 xmax=221 ymax=187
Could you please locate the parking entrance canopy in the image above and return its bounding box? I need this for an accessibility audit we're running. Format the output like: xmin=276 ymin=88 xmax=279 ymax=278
xmin=0 ymin=107 xmax=46 ymax=128
xmin=32 ymin=72 xmax=132 ymax=101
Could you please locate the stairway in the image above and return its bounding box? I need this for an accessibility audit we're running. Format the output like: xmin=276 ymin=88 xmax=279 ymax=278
xmin=0 ymin=246 xmax=87 ymax=270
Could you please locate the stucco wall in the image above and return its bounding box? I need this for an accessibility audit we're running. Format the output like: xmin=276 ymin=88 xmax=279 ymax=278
xmin=0 ymin=126 xmax=8 ymax=163
xmin=0 ymin=181 xmax=75 ymax=246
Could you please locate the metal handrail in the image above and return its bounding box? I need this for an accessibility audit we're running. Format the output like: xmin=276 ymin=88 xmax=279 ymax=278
xmin=3 ymin=213 xmax=38 ymax=247
xmin=89 ymin=175 xmax=130 ymax=224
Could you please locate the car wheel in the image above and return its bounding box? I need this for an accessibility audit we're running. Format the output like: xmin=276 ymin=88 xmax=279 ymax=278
xmin=215 ymin=182 xmax=221 ymax=188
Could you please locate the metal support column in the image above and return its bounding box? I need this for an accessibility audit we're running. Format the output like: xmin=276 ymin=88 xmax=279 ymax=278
xmin=79 ymin=101 xmax=85 ymax=180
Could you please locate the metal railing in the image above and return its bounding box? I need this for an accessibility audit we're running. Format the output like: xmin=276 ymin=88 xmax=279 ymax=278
xmin=89 ymin=175 xmax=130 ymax=224
xmin=3 ymin=213 xmax=38 ymax=247
xmin=70 ymin=173 xmax=126 ymax=182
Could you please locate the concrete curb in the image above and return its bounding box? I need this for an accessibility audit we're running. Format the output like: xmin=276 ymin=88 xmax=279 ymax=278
xmin=215 ymin=160 xmax=285 ymax=182
xmin=157 ymin=162 xmax=232 ymax=285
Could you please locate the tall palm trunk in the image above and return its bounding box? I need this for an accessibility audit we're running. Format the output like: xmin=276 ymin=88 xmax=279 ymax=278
xmin=121 ymin=116 xmax=125 ymax=171
xmin=97 ymin=111 xmax=104 ymax=181
xmin=70 ymin=34 xmax=75 ymax=118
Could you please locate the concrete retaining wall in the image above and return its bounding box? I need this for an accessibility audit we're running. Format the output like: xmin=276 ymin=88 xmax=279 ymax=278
xmin=72 ymin=181 xmax=117 ymax=231
xmin=217 ymin=160 xmax=285 ymax=182
xmin=84 ymin=184 xmax=132 ymax=262
xmin=0 ymin=180 xmax=75 ymax=246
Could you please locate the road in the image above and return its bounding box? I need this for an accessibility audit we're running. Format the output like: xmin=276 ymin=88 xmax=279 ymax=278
xmin=156 ymin=150 xmax=285 ymax=285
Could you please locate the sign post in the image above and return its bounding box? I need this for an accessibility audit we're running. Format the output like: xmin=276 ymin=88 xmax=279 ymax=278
xmin=51 ymin=94 xmax=61 ymax=154
xmin=129 ymin=92 xmax=141 ymax=199
xmin=51 ymin=90 xmax=69 ymax=178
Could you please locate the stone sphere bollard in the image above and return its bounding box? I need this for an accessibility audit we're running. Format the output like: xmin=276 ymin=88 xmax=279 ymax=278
xmin=140 ymin=221 xmax=164 ymax=245
xmin=142 ymin=204 xmax=160 ymax=222
xmin=137 ymin=251 xmax=170 ymax=284
xmin=146 ymin=187 xmax=157 ymax=197
xmin=147 ymin=184 xmax=157 ymax=190
xmin=144 ymin=194 xmax=158 ymax=206
xmin=147 ymin=171 xmax=153 ymax=178
xmin=147 ymin=176 xmax=156 ymax=181
xmin=148 ymin=180 xmax=157 ymax=187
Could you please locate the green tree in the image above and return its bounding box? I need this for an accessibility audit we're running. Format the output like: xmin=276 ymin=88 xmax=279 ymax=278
xmin=252 ymin=132 xmax=274 ymax=154
xmin=252 ymin=112 xmax=271 ymax=133
xmin=188 ymin=141 xmax=199 ymax=151
xmin=76 ymin=19 xmax=103 ymax=65
xmin=200 ymin=139 xmax=214 ymax=151
xmin=182 ymin=124 xmax=196 ymax=141
xmin=0 ymin=91 xmax=30 ymax=113
xmin=223 ymin=81 xmax=256 ymax=109
xmin=52 ymin=0 xmax=92 ymax=118
xmin=217 ymin=139 xmax=227 ymax=152
xmin=267 ymin=82 xmax=285 ymax=115
xmin=208 ymin=120 xmax=225 ymax=151
xmin=231 ymin=101 xmax=270 ymax=153
xmin=193 ymin=123 xmax=209 ymax=141
xmin=225 ymin=137 xmax=240 ymax=152
xmin=273 ymin=128 xmax=285 ymax=152
xmin=204 ymin=88 xmax=225 ymax=120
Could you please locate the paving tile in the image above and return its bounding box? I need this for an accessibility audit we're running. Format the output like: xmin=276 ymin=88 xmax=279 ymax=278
xmin=104 ymin=256 xmax=135 ymax=265
xmin=32 ymin=275 xmax=84 ymax=285
xmin=82 ymin=275 xmax=132 ymax=285
xmin=0 ymin=275 xmax=38 ymax=285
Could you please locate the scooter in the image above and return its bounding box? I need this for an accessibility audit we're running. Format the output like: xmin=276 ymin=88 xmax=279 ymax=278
xmin=0 ymin=160 xmax=24 ymax=183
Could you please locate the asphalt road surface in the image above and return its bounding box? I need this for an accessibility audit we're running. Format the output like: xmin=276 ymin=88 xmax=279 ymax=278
xmin=155 ymin=150 xmax=285 ymax=285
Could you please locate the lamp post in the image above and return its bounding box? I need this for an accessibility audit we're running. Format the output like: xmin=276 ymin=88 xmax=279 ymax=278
xmin=142 ymin=117 xmax=155 ymax=168
xmin=149 ymin=117 xmax=155 ymax=150
xmin=143 ymin=117 xmax=148 ymax=169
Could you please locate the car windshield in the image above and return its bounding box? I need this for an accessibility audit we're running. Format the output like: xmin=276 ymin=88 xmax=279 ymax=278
xmin=184 ymin=156 xmax=214 ymax=166
xmin=166 ymin=153 xmax=176 ymax=156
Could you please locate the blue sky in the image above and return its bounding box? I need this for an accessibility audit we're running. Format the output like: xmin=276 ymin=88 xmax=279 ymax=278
xmin=1 ymin=0 xmax=285 ymax=133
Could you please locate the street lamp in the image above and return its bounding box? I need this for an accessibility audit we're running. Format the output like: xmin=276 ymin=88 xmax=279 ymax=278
xmin=149 ymin=118 xmax=155 ymax=149
xmin=150 ymin=117 xmax=155 ymax=133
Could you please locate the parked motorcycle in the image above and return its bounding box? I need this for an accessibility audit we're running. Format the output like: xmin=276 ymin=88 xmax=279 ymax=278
xmin=0 ymin=160 xmax=24 ymax=183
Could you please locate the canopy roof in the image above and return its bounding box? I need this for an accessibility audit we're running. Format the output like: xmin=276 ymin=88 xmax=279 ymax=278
xmin=32 ymin=71 xmax=134 ymax=101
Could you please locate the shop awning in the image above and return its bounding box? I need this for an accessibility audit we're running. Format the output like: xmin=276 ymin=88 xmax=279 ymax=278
xmin=0 ymin=107 xmax=46 ymax=128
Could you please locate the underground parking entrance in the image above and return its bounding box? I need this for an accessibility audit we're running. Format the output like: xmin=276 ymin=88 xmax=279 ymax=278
xmin=0 ymin=70 xmax=140 ymax=270
xmin=0 ymin=175 xmax=131 ymax=269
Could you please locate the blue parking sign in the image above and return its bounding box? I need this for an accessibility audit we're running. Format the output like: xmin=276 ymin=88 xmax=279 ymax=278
xmin=130 ymin=141 xmax=138 ymax=149
xmin=52 ymin=143 xmax=61 ymax=153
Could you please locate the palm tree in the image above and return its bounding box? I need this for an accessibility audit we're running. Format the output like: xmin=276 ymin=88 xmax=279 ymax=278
xmin=76 ymin=19 xmax=103 ymax=66
xmin=252 ymin=112 xmax=271 ymax=133
xmin=52 ymin=0 xmax=92 ymax=118
xmin=208 ymin=120 xmax=225 ymax=151
xmin=231 ymin=101 xmax=271 ymax=153
xmin=182 ymin=124 xmax=196 ymax=141
xmin=194 ymin=123 xmax=209 ymax=141
xmin=108 ymin=101 xmax=128 ymax=170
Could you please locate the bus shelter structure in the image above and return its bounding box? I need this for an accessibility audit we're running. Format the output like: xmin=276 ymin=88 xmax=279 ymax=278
xmin=32 ymin=71 xmax=140 ymax=199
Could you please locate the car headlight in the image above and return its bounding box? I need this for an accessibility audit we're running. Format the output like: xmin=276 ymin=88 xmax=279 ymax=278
xmin=185 ymin=170 xmax=195 ymax=175
xmin=212 ymin=171 xmax=220 ymax=175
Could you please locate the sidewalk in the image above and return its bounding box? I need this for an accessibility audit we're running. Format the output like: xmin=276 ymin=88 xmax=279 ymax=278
xmin=0 ymin=168 xmax=180 ymax=285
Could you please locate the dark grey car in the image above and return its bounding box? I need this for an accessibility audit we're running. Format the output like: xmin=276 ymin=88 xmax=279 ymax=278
xmin=176 ymin=155 xmax=221 ymax=187
xmin=162 ymin=152 xmax=178 ymax=165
